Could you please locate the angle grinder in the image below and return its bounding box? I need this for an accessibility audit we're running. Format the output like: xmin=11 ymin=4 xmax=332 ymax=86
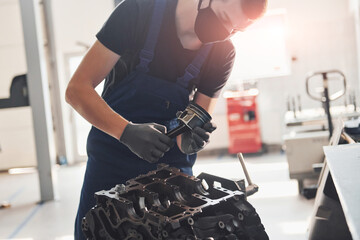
xmin=166 ymin=102 xmax=212 ymax=138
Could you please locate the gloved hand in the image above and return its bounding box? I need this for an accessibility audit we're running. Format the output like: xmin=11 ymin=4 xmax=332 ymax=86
xmin=119 ymin=122 xmax=174 ymax=163
xmin=180 ymin=121 xmax=217 ymax=155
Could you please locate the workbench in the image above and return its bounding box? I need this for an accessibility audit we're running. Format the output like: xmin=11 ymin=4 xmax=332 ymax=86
xmin=323 ymin=144 xmax=360 ymax=240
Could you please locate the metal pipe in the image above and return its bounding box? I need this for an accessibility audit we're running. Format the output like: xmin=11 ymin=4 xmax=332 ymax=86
xmin=237 ymin=153 xmax=253 ymax=186
xmin=322 ymin=73 xmax=333 ymax=138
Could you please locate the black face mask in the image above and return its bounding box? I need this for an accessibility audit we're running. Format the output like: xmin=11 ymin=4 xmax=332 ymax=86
xmin=194 ymin=0 xmax=230 ymax=43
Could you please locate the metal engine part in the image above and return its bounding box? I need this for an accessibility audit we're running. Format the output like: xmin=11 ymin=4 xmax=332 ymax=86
xmin=82 ymin=164 xmax=269 ymax=240
xmin=166 ymin=102 xmax=212 ymax=139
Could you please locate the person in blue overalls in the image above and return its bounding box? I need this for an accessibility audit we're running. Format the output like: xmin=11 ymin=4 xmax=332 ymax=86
xmin=66 ymin=0 xmax=267 ymax=239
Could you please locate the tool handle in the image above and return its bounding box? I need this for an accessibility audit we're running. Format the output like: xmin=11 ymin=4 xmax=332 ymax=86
xmin=238 ymin=153 xmax=259 ymax=197
xmin=305 ymin=70 xmax=346 ymax=102
xmin=166 ymin=123 xmax=189 ymax=138
xmin=238 ymin=153 xmax=253 ymax=185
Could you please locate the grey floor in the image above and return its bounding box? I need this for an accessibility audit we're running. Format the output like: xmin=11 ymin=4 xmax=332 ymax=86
xmin=0 ymin=152 xmax=315 ymax=240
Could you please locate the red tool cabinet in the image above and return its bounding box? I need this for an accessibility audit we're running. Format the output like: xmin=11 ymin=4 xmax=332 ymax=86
xmin=225 ymin=90 xmax=262 ymax=154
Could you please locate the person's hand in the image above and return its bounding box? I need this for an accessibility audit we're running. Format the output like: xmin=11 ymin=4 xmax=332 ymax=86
xmin=119 ymin=122 xmax=174 ymax=163
xmin=180 ymin=121 xmax=217 ymax=155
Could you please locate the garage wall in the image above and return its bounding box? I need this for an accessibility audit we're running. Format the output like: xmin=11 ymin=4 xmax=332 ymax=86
xmin=0 ymin=0 xmax=113 ymax=165
xmin=0 ymin=0 xmax=27 ymax=97
xmin=256 ymin=0 xmax=358 ymax=144
xmin=209 ymin=0 xmax=359 ymax=150
xmin=350 ymin=0 xmax=360 ymax=96
xmin=0 ymin=0 xmax=37 ymax=169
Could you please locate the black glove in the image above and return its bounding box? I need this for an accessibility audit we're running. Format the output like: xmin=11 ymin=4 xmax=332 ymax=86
xmin=119 ymin=122 xmax=174 ymax=163
xmin=180 ymin=121 xmax=217 ymax=155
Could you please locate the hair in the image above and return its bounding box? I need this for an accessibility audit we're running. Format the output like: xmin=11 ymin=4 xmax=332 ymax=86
xmin=241 ymin=0 xmax=268 ymax=20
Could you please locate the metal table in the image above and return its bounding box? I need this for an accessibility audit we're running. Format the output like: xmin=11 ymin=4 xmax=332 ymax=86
xmin=323 ymin=144 xmax=360 ymax=240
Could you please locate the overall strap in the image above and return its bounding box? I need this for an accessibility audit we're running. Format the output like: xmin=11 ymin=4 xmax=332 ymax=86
xmin=176 ymin=44 xmax=213 ymax=88
xmin=136 ymin=0 xmax=167 ymax=73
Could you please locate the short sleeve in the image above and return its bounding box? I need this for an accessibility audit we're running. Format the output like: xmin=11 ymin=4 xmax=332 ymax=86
xmin=197 ymin=41 xmax=236 ymax=98
xmin=96 ymin=0 xmax=139 ymax=55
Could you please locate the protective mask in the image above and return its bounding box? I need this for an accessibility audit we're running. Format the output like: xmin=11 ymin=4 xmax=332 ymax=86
xmin=194 ymin=0 xmax=230 ymax=43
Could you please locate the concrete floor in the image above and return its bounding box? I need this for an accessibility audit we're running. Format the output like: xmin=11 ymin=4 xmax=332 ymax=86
xmin=0 ymin=152 xmax=315 ymax=240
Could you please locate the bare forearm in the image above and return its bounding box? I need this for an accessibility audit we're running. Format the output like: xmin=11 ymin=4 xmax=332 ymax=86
xmin=66 ymin=83 xmax=128 ymax=140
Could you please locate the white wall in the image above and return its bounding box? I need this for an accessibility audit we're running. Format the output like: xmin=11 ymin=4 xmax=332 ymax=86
xmin=0 ymin=0 xmax=113 ymax=164
xmin=0 ymin=0 xmax=37 ymax=169
xmin=350 ymin=0 xmax=360 ymax=93
xmin=261 ymin=0 xmax=358 ymax=144
xmin=0 ymin=0 xmax=27 ymax=97
xmin=209 ymin=0 xmax=359 ymax=148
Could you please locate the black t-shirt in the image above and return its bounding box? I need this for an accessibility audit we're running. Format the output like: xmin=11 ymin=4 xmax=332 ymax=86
xmin=96 ymin=0 xmax=236 ymax=98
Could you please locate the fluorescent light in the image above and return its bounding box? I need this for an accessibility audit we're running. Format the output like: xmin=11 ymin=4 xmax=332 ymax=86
xmin=8 ymin=167 xmax=36 ymax=175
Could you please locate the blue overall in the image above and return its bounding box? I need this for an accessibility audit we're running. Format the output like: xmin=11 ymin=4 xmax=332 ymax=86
xmin=74 ymin=0 xmax=212 ymax=239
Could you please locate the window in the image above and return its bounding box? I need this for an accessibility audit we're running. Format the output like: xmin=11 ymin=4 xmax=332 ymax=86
xmin=227 ymin=9 xmax=290 ymax=85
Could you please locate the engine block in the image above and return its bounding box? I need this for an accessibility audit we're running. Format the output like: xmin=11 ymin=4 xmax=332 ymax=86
xmin=82 ymin=164 xmax=269 ymax=240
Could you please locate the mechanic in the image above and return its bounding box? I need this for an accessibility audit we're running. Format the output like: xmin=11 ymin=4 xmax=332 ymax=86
xmin=65 ymin=0 xmax=267 ymax=238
